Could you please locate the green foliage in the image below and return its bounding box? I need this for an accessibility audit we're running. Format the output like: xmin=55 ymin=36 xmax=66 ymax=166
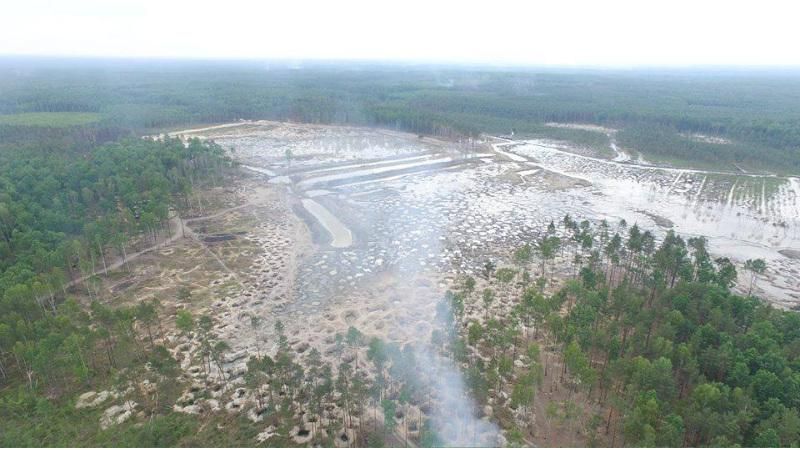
xmin=366 ymin=431 xmax=386 ymax=447
xmin=482 ymin=288 xmax=495 ymax=314
xmin=381 ymin=398 xmax=397 ymax=432
xmin=175 ymin=310 xmax=193 ymax=334
xmin=564 ymin=341 xmax=596 ymax=387
xmin=560 ymin=267 xmax=799 ymax=447
xmin=463 ymin=275 xmax=476 ymax=294
xmin=467 ymin=322 xmax=484 ymax=345
xmin=0 ymin=112 xmax=101 ymax=127
xmin=0 ymin=124 xmax=230 ymax=446
xmin=513 ymin=244 xmax=533 ymax=266
xmin=367 ymin=337 xmax=387 ymax=367
xmin=745 ymin=258 xmax=768 ymax=295
xmin=510 ymin=372 xmax=536 ymax=411
xmin=345 ymin=326 xmax=363 ymax=347
xmin=754 ymin=428 xmax=781 ymax=448
xmin=495 ymin=267 xmax=517 ymax=284
xmin=108 ymin=413 xmax=198 ymax=446
xmin=457 ymin=217 xmax=800 ymax=447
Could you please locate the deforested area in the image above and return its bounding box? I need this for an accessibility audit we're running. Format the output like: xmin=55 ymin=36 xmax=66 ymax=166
xmin=2 ymin=1 xmax=800 ymax=448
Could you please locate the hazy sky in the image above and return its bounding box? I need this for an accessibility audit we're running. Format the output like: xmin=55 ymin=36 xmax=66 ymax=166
xmin=2 ymin=0 xmax=799 ymax=66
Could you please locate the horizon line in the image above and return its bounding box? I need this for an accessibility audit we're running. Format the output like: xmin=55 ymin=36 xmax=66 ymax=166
xmin=3 ymin=53 xmax=800 ymax=72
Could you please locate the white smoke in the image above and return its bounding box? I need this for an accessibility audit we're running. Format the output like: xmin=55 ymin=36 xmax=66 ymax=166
xmin=413 ymin=348 xmax=501 ymax=446
xmin=393 ymin=227 xmax=500 ymax=446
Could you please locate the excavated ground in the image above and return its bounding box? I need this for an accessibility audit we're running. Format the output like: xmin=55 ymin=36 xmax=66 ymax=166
xmin=77 ymin=121 xmax=800 ymax=444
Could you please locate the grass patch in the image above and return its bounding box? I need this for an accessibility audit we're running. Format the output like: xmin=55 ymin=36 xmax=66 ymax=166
xmin=0 ymin=112 xmax=101 ymax=127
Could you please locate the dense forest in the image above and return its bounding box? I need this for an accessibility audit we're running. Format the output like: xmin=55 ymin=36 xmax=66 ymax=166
xmin=1 ymin=58 xmax=800 ymax=173
xmin=0 ymin=130 xmax=234 ymax=445
xmin=443 ymin=218 xmax=798 ymax=447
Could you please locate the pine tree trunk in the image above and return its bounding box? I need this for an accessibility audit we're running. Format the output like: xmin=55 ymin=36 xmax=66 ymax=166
xmin=100 ymin=243 xmax=108 ymax=274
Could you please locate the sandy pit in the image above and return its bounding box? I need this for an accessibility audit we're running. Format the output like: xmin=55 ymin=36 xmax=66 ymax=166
xmin=101 ymin=120 xmax=800 ymax=443
xmin=172 ymin=118 xmax=800 ymax=363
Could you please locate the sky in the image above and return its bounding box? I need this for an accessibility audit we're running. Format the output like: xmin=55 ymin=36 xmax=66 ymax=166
xmin=2 ymin=0 xmax=799 ymax=67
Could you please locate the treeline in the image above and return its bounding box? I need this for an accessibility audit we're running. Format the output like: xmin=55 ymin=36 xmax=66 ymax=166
xmin=439 ymin=216 xmax=797 ymax=447
xmin=0 ymin=136 xmax=231 ymax=392
xmin=0 ymin=123 xmax=130 ymax=150
xmin=617 ymin=123 xmax=800 ymax=172
xmin=2 ymin=59 xmax=800 ymax=172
